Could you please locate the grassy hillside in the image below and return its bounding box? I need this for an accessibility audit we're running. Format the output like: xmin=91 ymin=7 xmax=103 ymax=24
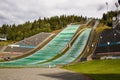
xmin=0 ymin=41 xmax=15 ymax=46
xmin=64 ymin=59 xmax=120 ymax=80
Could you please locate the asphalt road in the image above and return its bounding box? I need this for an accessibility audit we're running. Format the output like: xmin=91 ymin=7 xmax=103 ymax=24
xmin=0 ymin=68 xmax=92 ymax=80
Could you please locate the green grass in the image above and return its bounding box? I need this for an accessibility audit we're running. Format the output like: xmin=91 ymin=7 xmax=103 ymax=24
xmin=0 ymin=41 xmax=15 ymax=46
xmin=64 ymin=59 xmax=120 ymax=80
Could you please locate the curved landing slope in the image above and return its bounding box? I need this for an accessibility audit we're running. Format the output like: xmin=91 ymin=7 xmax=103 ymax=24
xmin=0 ymin=25 xmax=80 ymax=67
xmin=35 ymin=28 xmax=92 ymax=67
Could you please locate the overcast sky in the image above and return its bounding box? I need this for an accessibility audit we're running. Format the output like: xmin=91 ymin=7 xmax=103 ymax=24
xmin=0 ymin=0 xmax=118 ymax=26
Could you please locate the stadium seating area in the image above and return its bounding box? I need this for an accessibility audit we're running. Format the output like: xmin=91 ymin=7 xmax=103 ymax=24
xmin=3 ymin=32 xmax=51 ymax=54
xmin=4 ymin=47 xmax=32 ymax=53
xmin=0 ymin=25 xmax=80 ymax=67
xmin=0 ymin=46 xmax=3 ymax=51
xmin=15 ymin=32 xmax=51 ymax=46
xmin=94 ymin=29 xmax=120 ymax=56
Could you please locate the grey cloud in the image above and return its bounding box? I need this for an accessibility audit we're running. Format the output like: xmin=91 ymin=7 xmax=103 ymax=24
xmin=0 ymin=0 xmax=20 ymax=12
xmin=0 ymin=0 xmax=50 ymax=26
xmin=97 ymin=4 xmax=105 ymax=11
xmin=0 ymin=0 xmax=117 ymax=26
xmin=0 ymin=16 xmax=8 ymax=20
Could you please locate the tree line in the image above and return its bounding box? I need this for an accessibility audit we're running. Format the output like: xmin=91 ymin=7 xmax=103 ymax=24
xmin=101 ymin=11 xmax=118 ymax=27
xmin=0 ymin=15 xmax=86 ymax=41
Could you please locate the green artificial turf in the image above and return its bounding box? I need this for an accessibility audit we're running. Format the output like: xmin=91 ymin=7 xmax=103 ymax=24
xmin=64 ymin=59 xmax=120 ymax=80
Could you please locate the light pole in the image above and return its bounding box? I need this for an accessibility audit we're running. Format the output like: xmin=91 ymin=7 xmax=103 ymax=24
xmin=115 ymin=2 xmax=119 ymax=19
xmin=106 ymin=2 xmax=108 ymax=12
xmin=118 ymin=0 xmax=120 ymax=6
xmin=100 ymin=36 xmax=103 ymax=43
xmin=91 ymin=44 xmax=94 ymax=48
xmin=100 ymin=36 xmax=103 ymax=39
xmin=114 ymin=33 xmax=117 ymax=38
xmin=107 ymin=42 xmax=110 ymax=53
xmin=115 ymin=0 xmax=120 ymax=33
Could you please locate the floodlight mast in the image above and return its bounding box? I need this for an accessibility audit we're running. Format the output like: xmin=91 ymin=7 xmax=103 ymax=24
xmin=115 ymin=0 xmax=120 ymax=24
xmin=106 ymin=2 xmax=109 ymax=22
xmin=106 ymin=2 xmax=108 ymax=12
xmin=118 ymin=0 xmax=120 ymax=5
xmin=114 ymin=0 xmax=120 ymax=33
xmin=115 ymin=2 xmax=119 ymax=9
xmin=116 ymin=0 xmax=120 ymax=14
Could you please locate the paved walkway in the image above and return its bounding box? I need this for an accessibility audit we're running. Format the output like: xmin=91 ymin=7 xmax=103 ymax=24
xmin=0 ymin=68 xmax=92 ymax=80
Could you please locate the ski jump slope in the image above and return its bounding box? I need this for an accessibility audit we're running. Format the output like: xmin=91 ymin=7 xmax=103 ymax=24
xmin=0 ymin=20 xmax=99 ymax=68
xmin=35 ymin=28 xmax=92 ymax=67
xmin=0 ymin=25 xmax=80 ymax=67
